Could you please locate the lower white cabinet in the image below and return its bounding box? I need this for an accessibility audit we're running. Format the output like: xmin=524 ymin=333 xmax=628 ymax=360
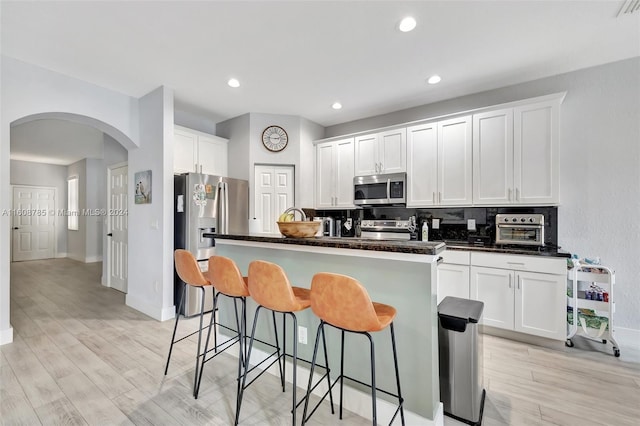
xmin=437 ymin=251 xmax=470 ymax=304
xmin=469 ymin=254 xmax=566 ymax=340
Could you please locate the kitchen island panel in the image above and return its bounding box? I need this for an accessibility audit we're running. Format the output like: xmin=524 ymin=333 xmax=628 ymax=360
xmin=214 ymin=239 xmax=440 ymax=422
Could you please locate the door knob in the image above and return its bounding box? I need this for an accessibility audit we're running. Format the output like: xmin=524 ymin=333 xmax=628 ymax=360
xmin=107 ymin=233 xmax=113 ymax=237
xmin=13 ymin=227 xmax=18 ymax=230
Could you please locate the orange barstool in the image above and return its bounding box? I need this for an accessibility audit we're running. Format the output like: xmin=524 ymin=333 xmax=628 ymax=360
xmin=165 ymin=249 xmax=212 ymax=396
xmin=235 ymin=260 xmax=333 ymax=426
xmin=194 ymin=255 xmax=250 ymax=401
xmin=302 ymin=272 xmax=405 ymax=426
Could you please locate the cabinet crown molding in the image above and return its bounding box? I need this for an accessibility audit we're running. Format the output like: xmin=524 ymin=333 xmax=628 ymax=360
xmin=314 ymin=91 xmax=567 ymax=145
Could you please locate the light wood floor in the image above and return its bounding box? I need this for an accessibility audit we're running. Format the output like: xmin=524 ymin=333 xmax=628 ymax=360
xmin=2 ymin=258 xmax=639 ymax=426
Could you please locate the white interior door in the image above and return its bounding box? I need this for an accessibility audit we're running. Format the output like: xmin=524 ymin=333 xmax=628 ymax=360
xmin=107 ymin=164 xmax=128 ymax=293
xmin=254 ymin=165 xmax=294 ymax=234
xmin=11 ymin=186 xmax=56 ymax=262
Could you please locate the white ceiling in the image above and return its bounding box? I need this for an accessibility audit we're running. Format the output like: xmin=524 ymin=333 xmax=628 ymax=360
xmin=2 ymin=1 xmax=640 ymax=164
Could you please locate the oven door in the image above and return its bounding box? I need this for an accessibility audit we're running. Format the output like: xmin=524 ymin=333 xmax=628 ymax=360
xmin=496 ymin=224 xmax=544 ymax=246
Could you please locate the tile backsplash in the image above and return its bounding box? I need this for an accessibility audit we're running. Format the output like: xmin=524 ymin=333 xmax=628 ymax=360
xmin=311 ymin=206 xmax=559 ymax=246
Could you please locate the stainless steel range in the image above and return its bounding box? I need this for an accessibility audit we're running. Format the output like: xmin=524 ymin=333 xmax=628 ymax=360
xmin=360 ymin=219 xmax=412 ymax=240
xmin=495 ymin=214 xmax=545 ymax=246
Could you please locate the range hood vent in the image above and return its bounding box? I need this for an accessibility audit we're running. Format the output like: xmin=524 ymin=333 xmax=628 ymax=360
xmin=618 ymin=0 xmax=640 ymax=16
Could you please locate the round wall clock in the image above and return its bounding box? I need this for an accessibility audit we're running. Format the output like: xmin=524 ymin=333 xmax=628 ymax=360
xmin=261 ymin=125 xmax=288 ymax=152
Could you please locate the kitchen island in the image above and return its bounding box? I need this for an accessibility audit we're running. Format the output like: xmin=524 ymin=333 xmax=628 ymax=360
xmin=206 ymin=233 xmax=445 ymax=424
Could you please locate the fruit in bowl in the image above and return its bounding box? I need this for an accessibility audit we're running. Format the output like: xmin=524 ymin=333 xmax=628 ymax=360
xmin=276 ymin=207 xmax=319 ymax=238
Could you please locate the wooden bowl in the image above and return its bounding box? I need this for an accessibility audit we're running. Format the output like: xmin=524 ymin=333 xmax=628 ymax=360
xmin=277 ymin=221 xmax=321 ymax=238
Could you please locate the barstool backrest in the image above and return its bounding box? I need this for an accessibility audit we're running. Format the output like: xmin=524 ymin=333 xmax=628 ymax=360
xmin=174 ymin=249 xmax=210 ymax=287
xmin=248 ymin=260 xmax=301 ymax=312
xmin=208 ymin=256 xmax=249 ymax=297
xmin=310 ymin=272 xmax=381 ymax=332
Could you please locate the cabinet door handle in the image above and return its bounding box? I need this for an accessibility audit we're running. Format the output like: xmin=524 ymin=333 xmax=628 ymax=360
xmin=195 ymin=163 xmax=198 ymax=173
xmin=432 ymin=192 xmax=436 ymax=204
xmin=517 ymin=276 xmax=521 ymax=290
xmin=438 ymin=192 xmax=442 ymax=204
xmin=516 ymin=188 xmax=520 ymax=201
xmin=380 ymin=162 xmax=383 ymax=172
xmin=200 ymin=164 xmax=203 ymax=173
xmin=507 ymin=262 xmax=525 ymax=265
xmin=508 ymin=188 xmax=512 ymax=201
xmin=508 ymin=275 xmax=512 ymax=288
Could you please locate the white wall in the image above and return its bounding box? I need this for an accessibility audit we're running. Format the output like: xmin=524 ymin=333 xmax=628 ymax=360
xmin=66 ymin=159 xmax=87 ymax=262
xmin=126 ymin=86 xmax=175 ymax=321
xmin=85 ymin=158 xmax=102 ymax=262
xmin=326 ymin=58 xmax=640 ymax=344
xmin=1 ymin=56 xmax=141 ymax=344
xmin=217 ymin=113 xmax=251 ymax=181
xmin=9 ymin=160 xmax=68 ymax=256
xmin=217 ymin=113 xmax=323 ymax=217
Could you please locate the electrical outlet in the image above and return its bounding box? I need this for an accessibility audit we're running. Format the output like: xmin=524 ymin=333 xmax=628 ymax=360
xmin=298 ymin=326 xmax=307 ymax=345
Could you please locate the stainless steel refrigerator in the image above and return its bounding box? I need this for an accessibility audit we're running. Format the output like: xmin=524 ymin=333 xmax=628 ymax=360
xmin=174 ymin=173 xmax=249 ymax=316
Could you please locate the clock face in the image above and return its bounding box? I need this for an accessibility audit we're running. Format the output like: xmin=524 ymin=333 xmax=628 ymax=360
xmin=262 ymin=126 xmax=288 ymax=152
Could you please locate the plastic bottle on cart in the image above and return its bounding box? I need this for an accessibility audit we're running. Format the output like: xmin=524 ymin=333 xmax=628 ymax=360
xmin=422 ymin=221 xmax=429 ymax=241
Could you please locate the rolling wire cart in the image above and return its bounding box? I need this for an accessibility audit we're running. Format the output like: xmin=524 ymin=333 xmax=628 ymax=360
xmin=566 ymin=264 xmax=620 ymax=357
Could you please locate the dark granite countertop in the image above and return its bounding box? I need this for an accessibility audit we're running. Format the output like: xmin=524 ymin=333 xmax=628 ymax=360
xmin=205 ymin=233 xmax=445 ymax=256
xmin=205 ymin=234 xmax=570 ymax=258
xmin=440 ymin=240 xmax=571 ymax=258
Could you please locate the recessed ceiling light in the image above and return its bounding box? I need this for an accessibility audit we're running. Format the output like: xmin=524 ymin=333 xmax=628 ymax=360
xmin=398 ymin=17 xmax=417 ymax=32
xmin=227 ymin=78 xmax=240 ymax=88
xmin=332 ymin=102 xmax=342 ymax=110
xmin=427 ymin=75 xmax=442 ymax=85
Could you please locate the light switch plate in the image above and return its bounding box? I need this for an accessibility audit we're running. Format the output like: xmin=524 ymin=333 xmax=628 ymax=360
xmin=432 ymin=218 xmax=440 ymax=229
xmin=467 ymin=219 xmax=476 ymax=231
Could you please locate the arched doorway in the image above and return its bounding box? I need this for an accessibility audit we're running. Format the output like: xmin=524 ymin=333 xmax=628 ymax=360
xmin=10 ymin=113 xmax=135 ymax=292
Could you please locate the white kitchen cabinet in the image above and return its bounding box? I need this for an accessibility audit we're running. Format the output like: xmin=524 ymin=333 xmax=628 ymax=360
xmin=407 ymin=116 xmax=472 ymax=207
xmin=174 ymin=125 xmax=228 ymax=176
xmin=470 ymin=253 xmax=566 ymax=340
xmin=473 ymin=99 xmax=560 ymax=205
xmin=437 ymin=251 xmax=471 ymax=305
xmin=354 ymin=128 xmax=406 ymax=176
xmin=315 ymin=138 xmax=354 ymax=209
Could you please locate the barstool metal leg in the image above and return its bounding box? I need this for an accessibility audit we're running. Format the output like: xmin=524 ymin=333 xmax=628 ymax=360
xmin=302 ymin=320 xmax=324 ymax=425
xmin=164 ymin=285 xmax=186 ymax=375
xmin=236 ymin=305 xmax=263 ymax=425
xmin=193 ymin=287 xmax=206 ymax=397
xmin=195 ymin=291 xmax=219 ymax=398
xmin=390 ymin=322 xmax=405 ymax=425
xmin=366 ymin=332 xmax=377 ymax=426
xmin=339 ymin=329 xmax=345 ymax=419
xmin=321 ymin=323 xmax=335 ymax=414
xmin=272 ymin=311 xmax=285 ymax=391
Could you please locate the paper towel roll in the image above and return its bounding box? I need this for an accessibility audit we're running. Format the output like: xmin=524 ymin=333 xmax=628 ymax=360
xmin=249 ymin=218 xmax=262 ymax=234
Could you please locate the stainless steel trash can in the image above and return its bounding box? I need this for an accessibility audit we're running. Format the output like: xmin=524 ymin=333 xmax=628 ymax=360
xmin=438 ymin=296 xmax=485 ymax=426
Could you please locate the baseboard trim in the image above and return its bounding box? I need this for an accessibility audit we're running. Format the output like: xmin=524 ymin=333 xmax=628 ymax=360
xmin=126 ymin=294 xmax=174 ymax=321
xmin=56 ymin=252 xmax=68 ymax=258
xmin=0 ymin=326 xmax=14 ymax=346
xmin=85 ymin=255 xmax=102 ymax=263
xmin=614 ymin=327 xmax=640 ymax=350
xmin=218 ymin=331 xmax=439 ymax=425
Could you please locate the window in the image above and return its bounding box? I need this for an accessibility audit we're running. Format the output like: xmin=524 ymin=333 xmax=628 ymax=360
xmin=67 ymin=176 xmax=79 ymax=230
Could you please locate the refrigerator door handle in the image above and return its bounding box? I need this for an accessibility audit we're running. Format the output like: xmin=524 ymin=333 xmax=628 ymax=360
xmin=223 ymin=182 xmax=230 ymax=234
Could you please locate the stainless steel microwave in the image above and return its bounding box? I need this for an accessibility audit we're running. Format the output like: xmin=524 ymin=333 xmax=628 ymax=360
xmin=353 ymin=173 xmax=406 ymax=206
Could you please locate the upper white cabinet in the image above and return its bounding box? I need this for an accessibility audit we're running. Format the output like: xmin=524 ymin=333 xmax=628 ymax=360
xmin=174 ymin=125 xmax=228 ymax=177
xmin=354 ymin=128 xmax=406 ymax=176
xmin=407 ymin=116 xmax=472 ymax=207
xmin=316 ymin=138 xmax=355 ymax=209
xmin=473 ymin=99 xmax=560 ymax=205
